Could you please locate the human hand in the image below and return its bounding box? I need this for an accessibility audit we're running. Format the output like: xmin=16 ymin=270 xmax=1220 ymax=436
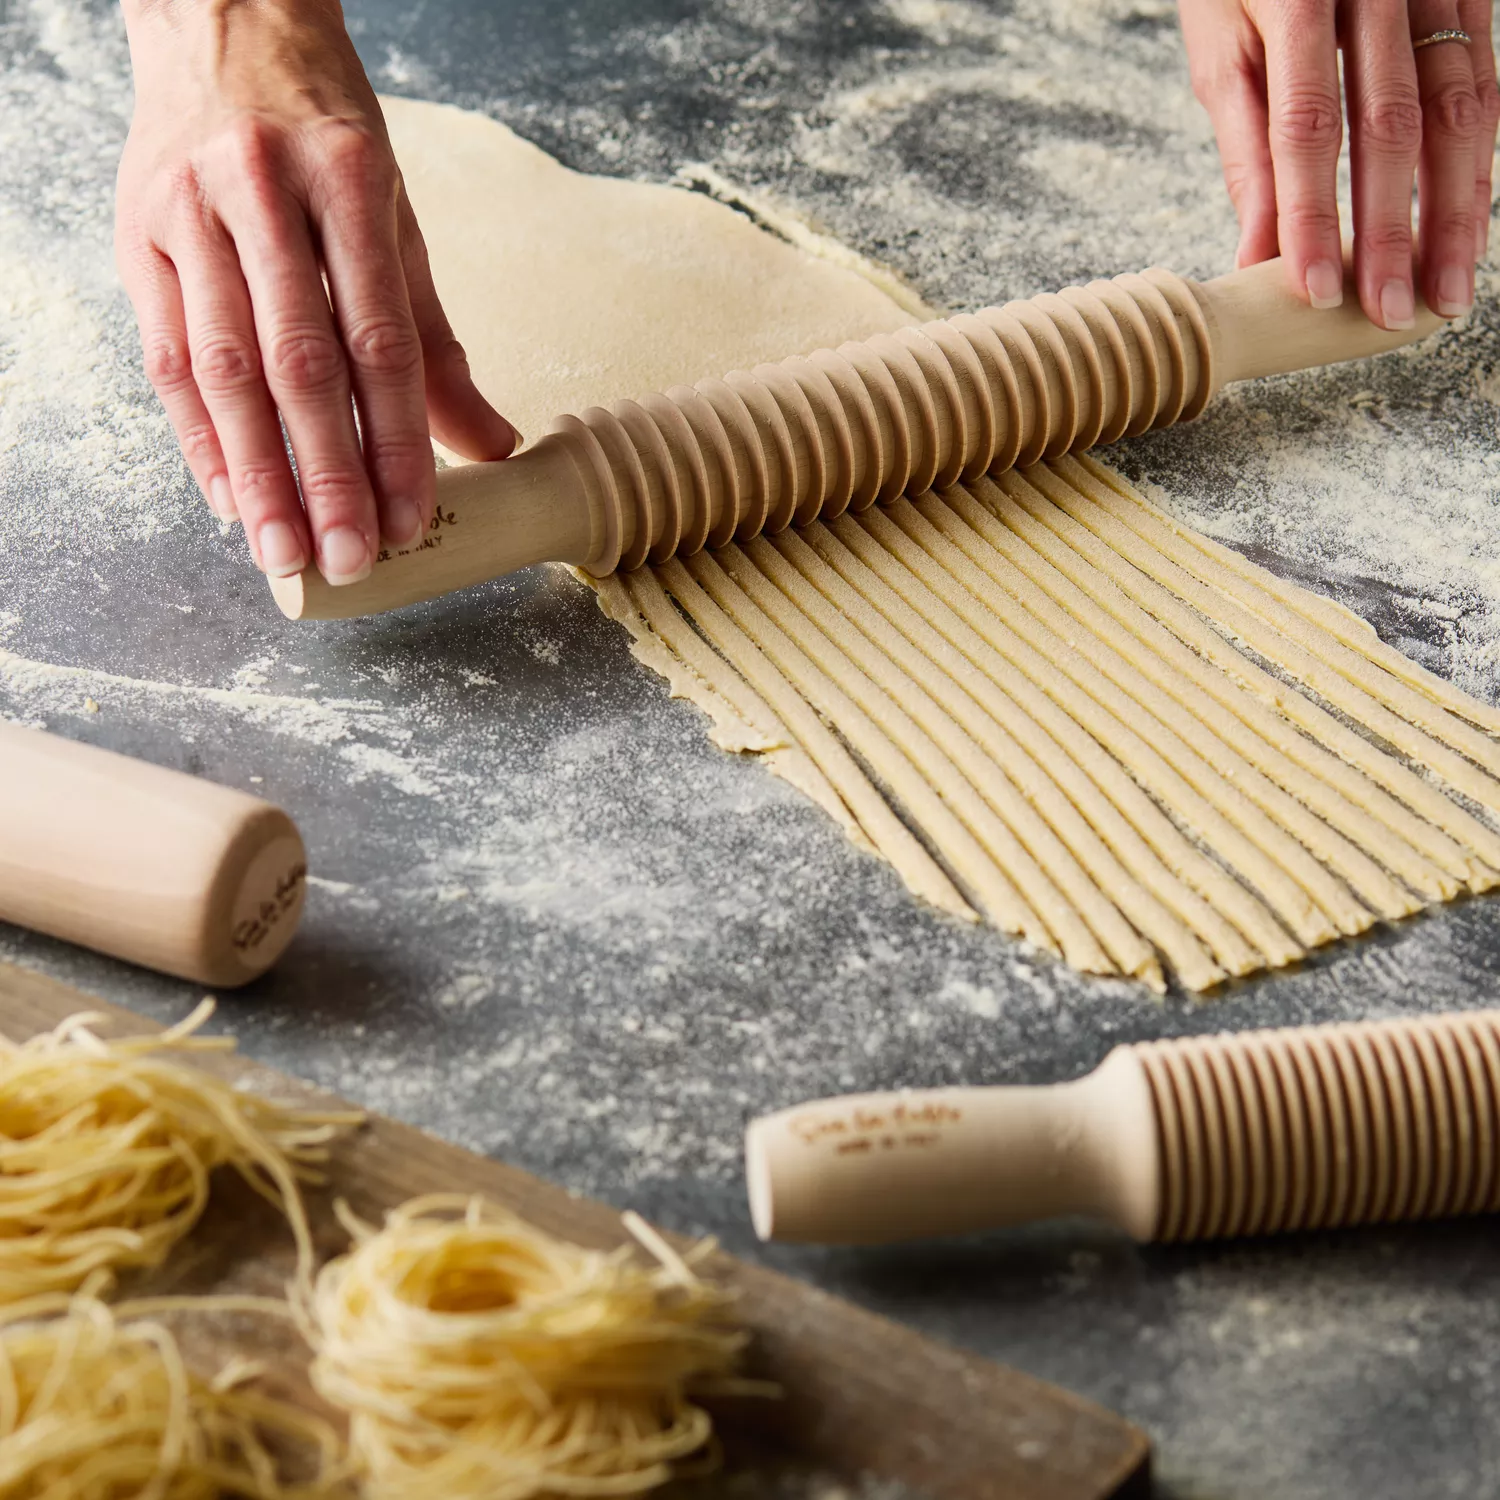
xmin=115 ymin=0 xmax=517 ymax=585
xmin=1179 ymin=0 xmax=1499 ymax=329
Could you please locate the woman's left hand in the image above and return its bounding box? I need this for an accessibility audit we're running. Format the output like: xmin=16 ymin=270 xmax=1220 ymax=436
xmin=1179 ymin=0 xmax=1500 ymax=329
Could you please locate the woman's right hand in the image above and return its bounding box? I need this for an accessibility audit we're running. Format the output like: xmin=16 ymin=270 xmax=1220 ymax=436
xmin=115 ymin=0 xmax=517 ymax=586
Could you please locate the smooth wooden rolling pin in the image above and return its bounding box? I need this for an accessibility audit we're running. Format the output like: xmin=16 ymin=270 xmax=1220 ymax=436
xmin=0 ymin=723 xmax=306 ymax=986
xmin=746 ymin=1009 xmax=1500 ymax=1244
xmin=273 ymin=255 xmax=1441 ymax=620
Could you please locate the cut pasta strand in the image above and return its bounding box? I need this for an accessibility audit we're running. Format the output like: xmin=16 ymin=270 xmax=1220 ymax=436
xmin=591 ymin=458 xmax=1500 ymax=993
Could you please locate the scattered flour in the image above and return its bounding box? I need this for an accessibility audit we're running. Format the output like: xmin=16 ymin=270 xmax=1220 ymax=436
xmin=0 ymin=644 xmax=441 ymax=798
xmin=0 ymin=0 xmax=185 ymax=551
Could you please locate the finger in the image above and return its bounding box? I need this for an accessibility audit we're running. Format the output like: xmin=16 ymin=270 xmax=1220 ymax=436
xmin=1210 ymin=55 xmax=1282 ymax=266
xmin=165 ymin=210 xmax=310 ymax=578
xmin=1458 ymin=0 xmax=1499 ymax=257
xmin=117 ymin=232 xmax=236 ymax=519
xmin=1411 ymin=0 xmax=1482 ymax=315
xmin=309 ymin=125 xmax=434 ymax=549
xmin=1345 ymin=0 xmax=1422 ymax=328
xmin=1259 ymin=0 xmax=1346 ymax=306
xmin=398 ymin=196 xmax=520 ymax=461
xmin=221 ymin=143 xmax=378 ymax=586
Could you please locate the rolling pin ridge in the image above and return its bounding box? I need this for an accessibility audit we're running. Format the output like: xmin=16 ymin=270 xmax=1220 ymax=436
xmin=1135 ymin=1011 xmax=1500 ymax=1240
xmin=273 ymin=254 xmax=1442 ymax=618
xmin=561 ymin=268 xmax=1212 ymax=576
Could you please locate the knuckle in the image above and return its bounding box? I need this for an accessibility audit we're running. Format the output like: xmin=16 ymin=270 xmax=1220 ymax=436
xmin=226 ymin=114 xmax=282 ymax=179
xmin=176 ymin=421 xmax=221 ymax=468
xmin=1434 ymin=207 xmax=1478 ymax=243
xmin=221 ymin=114 xmax=283 ymax=184
xmin=161 ymin=162 xmax=208 ymax=222
xmin=1425 ymin=80 xmax=1481 ymax=140
xmin=295 ymin=463 xmax=370 ymax=511
xmin=1275 ymin=90 xmax=1343 ymax=154
xmin=1190 ymin=54 xmax=1244 ymax=108
xmin=1277 ymin=200 xmax=1342 ymax=240
xmin=265 ymin=327 xmax=346 ymax=393
xmin=314 ymin=120 xmax=396 ymax=196
xmin=345 ymin=315 xmax=422 ymax=380
xmin=1188 ymin=64 xmax=1218 ymax=107
xmin=1266 ymin=0 xmax=1334 ymax=34
xmin=1220 ymin=160 xmax=1264 ymax=206
xmin=142 ymin=335 xmax=194 ymax=392
xmin=1356 ymin=222 xmax=1414 ymax=259
xmin=192 ymin=332 xmax=262 ymax=390
xmin=422 ymin=327 xmax=466 ymax=366
xmin=363 ymin=432 xmax=434 ymax=478
xmin=232 ymin=463 xmax=291 ymax=507
xmin=1475 ymin=75 xmax=1500 ymax=133
xmin=1358 ymin=93 xmax=1422 ymax=154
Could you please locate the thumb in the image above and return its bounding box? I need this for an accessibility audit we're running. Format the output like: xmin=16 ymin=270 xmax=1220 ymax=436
xmin=400 ymin=203 xmax=519 ymax=461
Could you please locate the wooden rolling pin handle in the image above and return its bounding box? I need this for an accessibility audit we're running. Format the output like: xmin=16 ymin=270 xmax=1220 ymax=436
xmin=747 ymin=1009 xmax=1500 ymax=1246
xmin=0 ymin=723 xmax=307 ymax=986
xmin=272 ymin=256 xmax=1443 ymax=622
xmin=272 ymin=443 xmax=598 ymax=622
xmin=1194 ymin=254 xmax=1442 ymax=384
xmin=745 ymin=1048 xmax=1160 ymax=1244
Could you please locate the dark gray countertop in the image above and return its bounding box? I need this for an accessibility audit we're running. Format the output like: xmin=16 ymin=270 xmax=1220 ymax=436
xmin=3 ymin=1 xmax=1499 ymax=1495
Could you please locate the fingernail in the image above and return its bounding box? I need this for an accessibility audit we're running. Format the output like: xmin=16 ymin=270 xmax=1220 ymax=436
xmin=1436 ymin=265 xmax=1474 ymax=318
xmin=1306 ymin=259 xmax=1343 ymax=310
xmin=320 ymin=525 xmax=372 ymax=586
xmin=257 ymin=520 xmax=306 ymax=577
xmin=209 ymin=475 xmax=238 ymax=522
xmin=1379 ymin=279 xmax=1415 ymax=331
xmin=385 ymin=497 xmax=423 ymax=547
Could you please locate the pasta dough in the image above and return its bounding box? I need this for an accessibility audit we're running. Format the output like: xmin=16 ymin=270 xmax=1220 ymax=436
xmin=381 ymin=96 xmax=930 ymax=451
xmin=391 ymin=96 xmax=1500 ymax=991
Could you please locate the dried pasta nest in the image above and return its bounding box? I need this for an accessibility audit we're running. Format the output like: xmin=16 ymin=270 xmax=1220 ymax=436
xmin=0 ymin=1287 xmax=349 ymax=1499
xmin=0 ymin=1001 xmax=360 ymax=1303
xmin=300 ymin=1194 xmax=763 ymax=1500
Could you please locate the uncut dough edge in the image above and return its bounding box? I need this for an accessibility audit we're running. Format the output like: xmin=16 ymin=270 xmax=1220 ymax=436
xmin=380 ymin=94 xmax=933 ymax=448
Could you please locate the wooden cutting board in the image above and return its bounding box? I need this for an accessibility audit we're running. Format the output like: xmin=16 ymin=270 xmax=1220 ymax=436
xmin=0 ymin=961 xmax=1150 ymax=1499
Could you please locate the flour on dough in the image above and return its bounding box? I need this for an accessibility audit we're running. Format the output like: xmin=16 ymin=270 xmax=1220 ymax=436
xmin=381 ymin=95 xmax=931 ymax=449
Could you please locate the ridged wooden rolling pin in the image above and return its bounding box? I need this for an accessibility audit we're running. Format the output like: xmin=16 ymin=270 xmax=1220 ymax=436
xmin=0 ymin=723 xmax=307 ymax=986
xmin=746 ymin=1009 xmax=1500 ymax=1244
xmin=273 ymin=255 xmax=1441 ymax=620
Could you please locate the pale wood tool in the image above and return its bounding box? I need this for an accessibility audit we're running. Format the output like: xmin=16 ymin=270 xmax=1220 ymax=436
xmin=0 ymin=724 xmax=306 ymax=986
xmin=272 ymin=255 xmax=1441 ymax=620
xmin=747 ymin=1009 xmax=1500 ymax=1245
xmin=0 ymin=963 xmax=1151 ymax=1500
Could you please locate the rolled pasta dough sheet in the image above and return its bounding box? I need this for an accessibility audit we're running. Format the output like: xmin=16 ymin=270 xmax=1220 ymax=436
xmin=383 ymin=95 xmax=1500 ymax=993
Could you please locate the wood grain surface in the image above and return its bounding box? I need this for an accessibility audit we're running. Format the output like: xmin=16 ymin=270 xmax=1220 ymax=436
xmin=0 ymin=961 xmax=1150 ymax=1500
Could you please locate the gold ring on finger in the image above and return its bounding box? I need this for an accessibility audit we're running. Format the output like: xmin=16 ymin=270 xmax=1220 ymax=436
xmin=1412 ymin=28 xmax=1473 ymax=48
